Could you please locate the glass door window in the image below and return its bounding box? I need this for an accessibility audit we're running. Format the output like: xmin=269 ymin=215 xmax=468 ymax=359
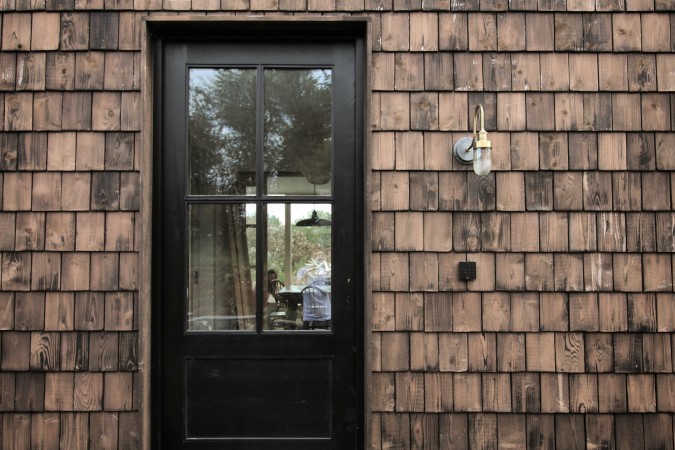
xmin=185 ymin=67 xmax=334 ymax=333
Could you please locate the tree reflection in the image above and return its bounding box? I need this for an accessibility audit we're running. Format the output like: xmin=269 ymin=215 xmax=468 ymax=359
xmin=188 ymin=68 xmax=332 ymax=195
xmin=264 ymin=69 xmax=332 ymax=188
xmin=189 ymin=68 xmax=256 ymax=195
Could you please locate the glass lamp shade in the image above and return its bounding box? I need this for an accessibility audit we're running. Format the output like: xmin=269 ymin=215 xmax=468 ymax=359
xmin=473 ymin=146 xmax=491 ymax=176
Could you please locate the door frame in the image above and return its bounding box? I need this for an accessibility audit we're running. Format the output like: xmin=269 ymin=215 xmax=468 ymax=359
xmin=140 ymin=17 xmax=371 ymax=450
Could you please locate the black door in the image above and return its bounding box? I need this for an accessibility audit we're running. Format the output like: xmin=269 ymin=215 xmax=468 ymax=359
xmin=153 ymin=31 xmax=364 ymax=450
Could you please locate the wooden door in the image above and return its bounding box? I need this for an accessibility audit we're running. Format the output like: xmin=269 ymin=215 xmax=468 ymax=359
xmin=153 ymin=31 xmax=364 ymax=450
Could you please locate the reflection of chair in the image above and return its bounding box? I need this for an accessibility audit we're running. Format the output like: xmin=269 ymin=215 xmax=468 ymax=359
xmin=268 ymin=279 xmax=287 ymax=329
xmin=301 ymin=285 xmax=331 ymax=330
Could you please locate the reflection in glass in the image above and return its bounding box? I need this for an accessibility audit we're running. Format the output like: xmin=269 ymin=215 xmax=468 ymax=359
xmin=264 ymin=69 xmax=332 ymax=196
xmin=189 ymin=68 xmax=256 ymax=195
xmin=264 ymin=204 xmax=332 ymax=331
xmin=188 ymin=204 xmax=256 ymax=331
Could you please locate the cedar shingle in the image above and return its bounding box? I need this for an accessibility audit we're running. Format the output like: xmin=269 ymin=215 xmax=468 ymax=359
xmin=511 ymin=373 xmax=539 ymax=412
xmin=379 ymin=92 xmax=410 ymax=130
xmin=454 ymin=53 xmax=483 ymax=90
xmin=642 ymin=171 xmax=671 ymax=210
xmin=373 ymin=212 xmax=395 ymax=251
xmin=62 ymin=92 xmax=93 ymax=131
xmin=453 ymin=212 xmax=481 ymax=252
xmin=527 ymin=415 xmax=556 ymax=449
xmin=612 ymin=172 xmax=641 ymax=211
xmin=613 ymin=13 xmax=642 ymax=51
xmin=525 ymin=93 xmax=554 ymax=130
xmin=47 ymin=133 xmax=76 ymax=171
xmin=1 ymin=252 xmax=31 ymax=291
xmin=583 ymin=13 xmax=612 ymax=51
xmin=626 ymin=212 xmax=656 ymax=252
xmin=4 ymin=93 xmax=33 ymax=131
xmin=555 ymin=14 xmax=584 ymax=51
xmin=509 ymin=132 xmax=538 ymax=170
xmin=584 ymin=252 xmax=613 ymax=291
xmin=613 ymin=254 xmax=643 ymax=292
xmin=424 ymin=53 xmax=453 ymax=91
xmin=380 ymin=332 xmax=409 ymax=371
xmin=423 ymin=212 xmax=452 ymax=251
xmin=15 ymin=212 xmax=45 ymax=251
xmin=541 ymin=378 xmax=571 ymax=414
xmin=411 ymin=92 xmax=438 ymax=130
xmin=424 ymin=292 xmax=452 ymax=332
xmin=481 ymin=373 xmax=510 ymax=411
xmin=627 ymin=374 xmax=657 ymax=412
xmin=495 ymin=253 xmax=524 ymax=291
xmin=495 ymin=172 xmax=524 ymax=212
xmin=0 ymin=53 xmax=17 ymax=91
xmin=75 ymin=52 xmax=104 ymax=90
xmin=410 ymin=12 xmax=438 ymax=51
xmin=511 ymin=293 xmax=539 ymax=331
xmin=498 ymin=333 xmax=526 ymax=372
xmin=452 ymin=292 xmax=481 ymax=331
xmin=539 ymin=212 xmax=568 ymax=251
xmin=598 ymin=374 xmax=627 ymax=412
xmin=60 ymin=13 xmax=89 ymax=51
xmin=409 ymin=253 xmax=438 ymax=291
xmin=1 ymin=13 xmax=31 ymax=51
xmin=554 ymin=254 xmax=584 ymax=291
xmin=526 ymin=14 xmax=554 ymax=51
xmin=16 ymin=53 xmax=46 ymax=91
xmin=438 ymin=12 xmax=468 ymax=50
xmin=91 ymin=92 xmax=121 ymax=131
xmin=643 ymin=414 xmax=673 ymax=449
xmin=554 ymin=415 xmax=585 ymax=449
xmin=453 ymin=374 xmax=481 ymax=411
xmin=438 ymin=252 xmax=467 ymax=292
xmin=642 ymin=13 xmax=671 ymax=52
xmin=381 ymin=13 xmax=410 ymax=50
xmin=372 ymin=53 xmax=394 ymax=91
xmin=554 ymin=172 xmax=583 ymax=210
xmin=511 ymin=53 xmax=540 ymax=91
xmin=526 ymin=332 xmax=555 ymax=371
xmin=642 ymin=93 xmax=671 ymax=131
xmin=380 ymin=252 xmax=410 ymax=291
xmin=497 ymin=13 xmax=525 ymax=50
xmin=394 ymin=53 xmax=424 ymax=91
xmin=598 ymin=54 xmax=628 ymax=91
xmin=468 ymin=13 xmax=497 ymax=51
xmin=628 ymin=54 xmax=657 ymax=91
xmin=411 ymin=332 xmax=438 ymax=371
xmin=570 ymin=373 xmax=598 ymax=412
xmin=525 ymin=171 xmax=553 ymax=211
xmin=584 ymin=414 xmax=616 ymax=448
xmin=642 ymin=333 xmax=672 ymax=373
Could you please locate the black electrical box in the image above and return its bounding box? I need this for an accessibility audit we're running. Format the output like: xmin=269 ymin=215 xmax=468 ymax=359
xmin=458 ymin=261 xmax=476 ymax=281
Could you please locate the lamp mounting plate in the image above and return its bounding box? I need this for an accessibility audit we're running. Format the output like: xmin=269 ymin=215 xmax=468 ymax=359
xmin=453 ymin=136 xmax=474 ymax=165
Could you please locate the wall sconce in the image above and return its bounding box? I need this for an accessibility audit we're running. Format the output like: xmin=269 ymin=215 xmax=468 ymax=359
xmin=453 ymin=104 xmax=492 ymax=176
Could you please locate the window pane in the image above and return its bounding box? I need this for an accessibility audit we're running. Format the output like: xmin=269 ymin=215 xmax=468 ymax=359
xmin=189 ymin=68 xmax=257 ymax=196
xmin=188 ymin=204 xmax=256 ymax=331
xmin=264 ymin=69 xmax=332 ymax=196
xmin=265 ymin=203 xmax=332 ymax=331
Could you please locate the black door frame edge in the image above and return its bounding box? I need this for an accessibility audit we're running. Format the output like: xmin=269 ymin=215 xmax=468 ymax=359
xmin=148 ymin=17 xmax=368 ymax=450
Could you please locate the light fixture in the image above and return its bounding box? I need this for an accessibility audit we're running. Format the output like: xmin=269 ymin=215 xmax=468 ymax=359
xmin=295 ymin=183 xmax=332 ymax=227
xmin=453 ymin=104 xmax=492 ymax=176
xmin=295 ymin=210 xmax=331 ymax=227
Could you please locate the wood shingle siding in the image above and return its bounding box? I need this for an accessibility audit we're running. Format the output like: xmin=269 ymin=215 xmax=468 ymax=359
xmin=0 ymin=0 xmax=672 ymax=449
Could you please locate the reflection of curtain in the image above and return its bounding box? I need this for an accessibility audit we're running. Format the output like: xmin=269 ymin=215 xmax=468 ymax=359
xmin=221 ymin=204 xmax=255 ymax=330
xmin=190 ymin=204 xmax=254 ymax=331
